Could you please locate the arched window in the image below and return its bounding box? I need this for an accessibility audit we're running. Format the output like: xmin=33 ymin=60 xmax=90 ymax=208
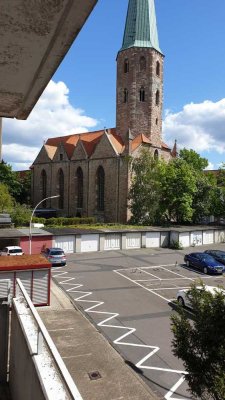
xmin=155 ymin=118 xmax=158 ymax=125
xmin=76 ymin=167 xmax=83 ymax=208
xmin=155 ymin=90 xmax=160 ymax=105
xmin=41 ymin=170 xmax=47 ymax=208
xmin=140 ymin=56 xmax=146 ymax=71
xmin=156 ymin=61 xmax=160 ymax=76
xmin=97 ymin=166 xmax=105 ymax=211
xmin=124 ymin=58 xmax=129 ymax=73
xmin=154 ymin=150 xmax=159 ymax=160
xmin=123 ymin=88 xmax=128 ymax=103
xmin=140 ymin=87 xmax=145 ymax=102
xmin=57 ymin=169 xmax=64 ymax=209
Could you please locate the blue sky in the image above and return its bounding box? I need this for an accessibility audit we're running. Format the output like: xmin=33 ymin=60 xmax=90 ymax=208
xmin=3 ymin=0 xmax=225 ymax=170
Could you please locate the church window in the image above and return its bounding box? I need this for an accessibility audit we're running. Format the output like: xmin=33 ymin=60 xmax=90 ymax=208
xmin=156 ymin=61 xmax=160 ymax=76
xmin=58 ymin=169 xmax=64 ymax=209
xmin=156 ymin=118 xmax=158 ymax=125
xmin=124 ymin=88 xmax=128 ymax=103
xmin=41 ymin=169 xmax=47 ymax=208
xmin=140 ymin=56 xmax=146 ymax=71
xmin=155 ymin=90 xmax=160 ymax=105
xmin=140 ymin=87 xmax=145 ymax=102
xmin=97 ymin=166 xmax=105 ymax=211
xmin=60 ymin=153 xmax=63 ymax=161
xmin=154 ymin=150 xmax=159 ymax=160
xmin=124 ymin=58 xmax=129 ymax=73
xmin=76 ymin=167 xmax=83 ymax=208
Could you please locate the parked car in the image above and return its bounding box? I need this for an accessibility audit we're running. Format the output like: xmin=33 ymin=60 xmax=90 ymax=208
xmin=184 ymin=252 xmax=224 ymax=275
xmin=177 ymin=285 xmax=225 ymax=308
xmin=204 ymin=250 xmax=225 ymax=271
xmin=0 ymin=246 xmax=24 ymax=256
xmin=42 ymin=247 xmax=66 ymax=266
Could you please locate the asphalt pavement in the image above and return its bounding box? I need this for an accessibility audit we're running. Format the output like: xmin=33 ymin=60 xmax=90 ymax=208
xmin=38 ymin=281 xmax=159 ymax=400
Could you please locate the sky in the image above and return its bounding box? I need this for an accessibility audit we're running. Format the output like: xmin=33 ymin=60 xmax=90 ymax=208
xmin=2 ymin=0 xmax=225 ymax=171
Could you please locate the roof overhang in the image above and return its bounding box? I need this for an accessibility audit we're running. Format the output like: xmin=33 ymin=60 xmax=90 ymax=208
xmin=0 ymin=0 xmax=97 ymax=120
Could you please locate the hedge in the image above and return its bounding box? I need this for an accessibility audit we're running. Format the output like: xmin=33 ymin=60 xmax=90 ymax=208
xmin=32 ymin=216 xmax=96 ymax=226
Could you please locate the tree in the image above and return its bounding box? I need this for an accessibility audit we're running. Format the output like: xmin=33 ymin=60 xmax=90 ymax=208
xmin=0 ymin=160 xmax=22 ymax=200
xmin=158 ymin=158 xmax=197 ymax=223
xmin=0 ymin=161 xmax=31 ymax=204
xmin=171 ymin=283 xmax=225 ymax=400
xmin=179 ymin=148 xmax=208 ymax=171
xmin=128 ymin=150 xmax=162 ymax=225
xmin=0 ymin=183 xmax=14 ymax=212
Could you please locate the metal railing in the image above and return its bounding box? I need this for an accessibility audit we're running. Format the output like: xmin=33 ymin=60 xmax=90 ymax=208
xmin=0 ymin=279 xmax=11 ymax=303
xmin=16 ymin=278 xmax=83 ymax=400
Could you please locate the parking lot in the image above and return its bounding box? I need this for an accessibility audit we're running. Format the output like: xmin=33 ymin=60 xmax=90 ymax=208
xmin=52 ymin=246 xmax=225 ymax=400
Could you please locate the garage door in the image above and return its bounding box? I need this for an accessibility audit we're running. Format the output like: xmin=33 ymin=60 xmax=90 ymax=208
xmin=104 ymin=234 xmax=121 ymax=250
xmin=203 ymin=230 xmax=214 ymax=245
xmin=81 ymin=234 xmax=99 ymax=253
xmin=126 ymin=233 xmax=141 ymax=249
xmin=53 ymin=236 xmax=75 ymax=253
xmin=179 ymin=232 xmax=190 ymax=248
xmin=190 ymin=231 xmax=202 ymax=246
xmin=146 ymin=232 xmax=160 ymax=248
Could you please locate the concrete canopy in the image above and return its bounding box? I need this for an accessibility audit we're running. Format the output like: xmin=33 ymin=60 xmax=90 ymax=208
xmin=0 ymin=0 xmax=97 ymax=120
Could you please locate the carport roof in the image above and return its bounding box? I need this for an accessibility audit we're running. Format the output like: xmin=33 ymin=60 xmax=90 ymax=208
xmin=18 ymin=228 xmax=52 ymax=237
xmin=45 ymin=227 xmax=102 ymax=235
xmin=0 ymin=228 xmax=26 ymax=238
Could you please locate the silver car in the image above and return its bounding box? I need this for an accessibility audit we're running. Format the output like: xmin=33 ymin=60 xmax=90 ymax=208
xmin=42 ymin=247 xmax=66 ymax=266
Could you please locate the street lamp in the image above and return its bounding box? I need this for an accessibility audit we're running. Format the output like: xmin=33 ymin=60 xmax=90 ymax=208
xmin=29 ymin=195 xmax=59 ymax=255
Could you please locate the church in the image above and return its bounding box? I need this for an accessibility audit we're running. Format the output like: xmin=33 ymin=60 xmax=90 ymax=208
xmin=31 ymin=0 xmax=176 ymax=223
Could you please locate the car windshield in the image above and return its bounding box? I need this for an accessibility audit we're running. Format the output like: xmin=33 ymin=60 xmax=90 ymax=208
xmin=50 ymin=250 xmax=64 ymax=256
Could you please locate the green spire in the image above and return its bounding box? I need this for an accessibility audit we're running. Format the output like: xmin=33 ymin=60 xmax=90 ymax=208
xmin=120 ymin=0 xmax=162 ymax=53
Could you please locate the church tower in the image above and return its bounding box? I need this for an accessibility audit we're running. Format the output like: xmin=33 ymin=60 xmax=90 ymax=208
xmin=116 ymin=0 xmax=164 ymax=149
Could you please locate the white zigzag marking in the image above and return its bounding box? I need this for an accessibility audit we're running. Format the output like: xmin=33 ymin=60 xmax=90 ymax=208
xmin=52 ymin=271 xmax=188 ymax=399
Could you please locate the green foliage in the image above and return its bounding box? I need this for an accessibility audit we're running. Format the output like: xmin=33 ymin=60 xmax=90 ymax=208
xmin=10 ymin=204 xmax=31 ymax=227
xmin=128 ymin=150 xmax=162 ymax=225
xmin=171 ymin=282 xmax=225 ymax=400
xmin=128 ymin=148 xmax=222 ymax=225
xmin=169 ymin=240 xmax=183 ymax=250
xmin=0 ymin=183 xmax=14 ymax=212
xmin=179 ymin=148 xmax=208 ymax=171
xmin=0 ymin=161 xmax=22 ymax=201
xmin=159 ymin=158 xmax=197 ymax=223
xmin=15 ymin=170 xmax=31 ymax=204
xmin=33 ymin=216 xmax=96 ymax=227
xmin=0 ymin=161 xmax=31 ymax=205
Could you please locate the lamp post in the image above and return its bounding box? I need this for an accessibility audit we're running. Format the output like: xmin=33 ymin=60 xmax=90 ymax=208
xmin=29 ymin=195 xmax=59 ymax=255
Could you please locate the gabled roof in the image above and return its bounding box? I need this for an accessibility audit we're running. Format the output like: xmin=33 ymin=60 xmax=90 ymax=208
xmin=131 ymin=133 xmax=151 ymax=152
xmin=42 ymin=128 xmax=125 ymax=161
xmin=120 ymin=0 xmax=162 ymax=54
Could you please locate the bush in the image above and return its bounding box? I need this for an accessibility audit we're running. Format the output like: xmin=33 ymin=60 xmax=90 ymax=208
xmin=170 ymin=240 xmax=183 ymax=250
xmin=34 ymin=216 xmax=96 ymax=227
xmin=10 ymin=204 xmax=31 ymax=227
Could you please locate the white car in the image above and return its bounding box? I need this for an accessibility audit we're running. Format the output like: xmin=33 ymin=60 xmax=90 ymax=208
xmin=0 ymin=246 xmax=24 ymax=256
xmin=176 ymin=285 xmax=225 ymax=308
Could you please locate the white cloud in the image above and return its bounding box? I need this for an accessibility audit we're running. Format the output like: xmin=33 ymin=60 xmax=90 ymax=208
xmin=163 ymin=98 xmax=225 ymax=154
xmin=2 ymin=80 xmax=98 ymax=170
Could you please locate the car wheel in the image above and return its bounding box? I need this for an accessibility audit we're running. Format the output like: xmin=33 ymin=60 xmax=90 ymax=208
xmin=186 ymin=260 xmax=190 ymax=267
xmin=177 ymin=296 xmax=185 ymax=307
xmin=203 ymin=266 xmax=208 ymax=274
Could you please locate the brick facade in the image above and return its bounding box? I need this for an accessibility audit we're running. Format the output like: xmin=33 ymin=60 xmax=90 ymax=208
xmin=116 ymin=47 xmax=164 ymax=149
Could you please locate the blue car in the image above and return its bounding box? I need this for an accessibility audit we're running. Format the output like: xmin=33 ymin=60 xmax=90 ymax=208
xmin=184 ymin=252 xmax=224 ymax=275
xmin=204 ymin=250 xmax=225 ymax=272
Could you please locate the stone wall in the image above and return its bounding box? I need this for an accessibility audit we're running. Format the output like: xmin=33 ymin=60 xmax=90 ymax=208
xmin=116 ymin=47 xmax=164 ymax=148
